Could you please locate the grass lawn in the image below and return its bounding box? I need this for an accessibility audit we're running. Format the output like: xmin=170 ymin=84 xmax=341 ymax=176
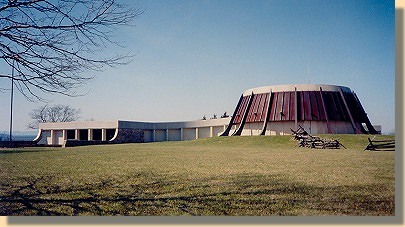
xmin=0 ymin=135 xmax=395 ymax=216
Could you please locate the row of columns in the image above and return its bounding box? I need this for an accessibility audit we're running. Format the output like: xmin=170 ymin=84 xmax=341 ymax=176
xmin=150 ymin=125 xmax=228 ymax=142
xmin=48 ymin=125 xmax=229 ymax=145
xmin=73 ymin=129 xmax=110 ymax=141
xmin=49 ymin=128 xmax=115 ymax=145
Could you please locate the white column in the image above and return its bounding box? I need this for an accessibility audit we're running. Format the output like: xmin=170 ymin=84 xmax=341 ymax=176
xmin=50 ymin=130 xmax=55 ymax=145
xmin=180 ymin=128 xmax=184 ymax=141
xmin=195 ymin=128 xmax=199 ymax=140
xmin=62 ymin=130 xmax=67 ymax=141
xmin=75 ymin=129 xmax=80 ymax=140
xmin=88 ymin=129 xmax=93 ymax=141
xmin=102 ymin=129 xmax=107 ymax=141
xmin=166 ymin=129 xmax=169 ymax=141
xmin=210 ymin=126 xmax=213 ymax=137
xmin=153 ymin=130 xmax=156 ymax=142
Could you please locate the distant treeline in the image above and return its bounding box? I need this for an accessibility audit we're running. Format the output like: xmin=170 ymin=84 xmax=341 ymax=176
xmin=0 ymin=134 xmax=36 ymax=141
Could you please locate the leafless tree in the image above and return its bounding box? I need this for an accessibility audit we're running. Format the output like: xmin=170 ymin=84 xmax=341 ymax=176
xmin=0 ymin=0 xmax=142 ymax=101
xmin=28 ymin=104 xmax=80 ymax=129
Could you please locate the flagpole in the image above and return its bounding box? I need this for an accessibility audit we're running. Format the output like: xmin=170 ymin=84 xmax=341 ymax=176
xmin=9 ymin=58 xmax=15 ymax=148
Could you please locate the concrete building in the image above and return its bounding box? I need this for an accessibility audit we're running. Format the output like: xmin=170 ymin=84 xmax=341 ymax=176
xmin=35 ymin=118 xmax=230 ymax=146
xmin=34 ymin=84 xmax=379 ymax=146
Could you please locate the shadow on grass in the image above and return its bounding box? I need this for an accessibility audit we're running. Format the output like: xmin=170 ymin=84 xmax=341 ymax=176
xmin=0 ymin=173 xmax=394 ymax=216
xmin=0 ymin=147 xmax=51 ymax=154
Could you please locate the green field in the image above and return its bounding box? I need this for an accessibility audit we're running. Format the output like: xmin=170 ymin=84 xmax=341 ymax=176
xmin=0 ymin=135 xmax=395 ymax=216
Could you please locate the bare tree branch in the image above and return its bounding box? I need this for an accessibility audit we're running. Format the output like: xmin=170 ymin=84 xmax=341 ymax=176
xmin=0 ymin=0 xmax=143 ymax=101
xmin=27 ymin=104 xmax=80 ymax=129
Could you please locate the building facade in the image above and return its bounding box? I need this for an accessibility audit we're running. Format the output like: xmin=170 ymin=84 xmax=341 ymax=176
xmin=35 ymin=118 xmax=230 ymax=146
xmin=222 ymin=84 xmax=379 ymax=136
xmin=34 ymin=84 xmax=379 ymax=146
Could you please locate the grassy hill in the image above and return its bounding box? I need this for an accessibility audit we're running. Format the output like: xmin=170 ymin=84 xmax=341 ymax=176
xmin=0 ymin=135 xmax=395 ymax=215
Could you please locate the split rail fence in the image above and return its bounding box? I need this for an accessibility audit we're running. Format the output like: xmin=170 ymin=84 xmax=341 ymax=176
xmin=364 ymin=136 xmax=395 ymax=151
xmin=291 ymin=125 xmax=346 ymax=149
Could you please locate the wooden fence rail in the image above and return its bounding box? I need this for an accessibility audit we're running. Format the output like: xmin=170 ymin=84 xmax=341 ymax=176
xmin=291 ymin=125 xmax=345 ymax=149
xmin=364 ymin=137 xmax=395 ymax=151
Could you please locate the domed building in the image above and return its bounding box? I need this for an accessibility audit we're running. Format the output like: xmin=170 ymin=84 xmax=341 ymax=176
xmin=221 ymin=84 xmax=379 ymax=136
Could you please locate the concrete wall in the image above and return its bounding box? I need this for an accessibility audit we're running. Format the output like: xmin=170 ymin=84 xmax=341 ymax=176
xmin=38 ymin=130 xmax=50 ymax=145
xmin=36 ymin=118 xmax=231 ymax=145
xmin=39 ymin=121 xmax=119 ymax=130
xmin=36 ymin=129 xmax=64 ymax=146
xmin=183 ymin=128 xmax=197 ymax=141
xmin=154 ymin=129 xmax=167 ymax=142
xmin=327 ymin=121 xmax=356 ymax=134
xmin=168 ymin=129 xmax=181 ymax=141
xmin=198 ymin=127 xmax=210 ymax=138
xmin=143 ymin=130 xmax=154 ymax=143
xmin=257 ymin=121 xmax=356 ymax=136
xmin=213 ymin=125 xmax=226 ymax=137
xmin=241 ymin=122 xmax=263 ymax=136
xmin=55 ymin=130 xmax=64 ymax=145
xmin=117 ymin=118 xmax=230 ymax=130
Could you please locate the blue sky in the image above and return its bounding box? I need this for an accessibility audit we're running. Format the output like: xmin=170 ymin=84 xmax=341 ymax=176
xmin=0 ymin=0 xmax=395 ymax=134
